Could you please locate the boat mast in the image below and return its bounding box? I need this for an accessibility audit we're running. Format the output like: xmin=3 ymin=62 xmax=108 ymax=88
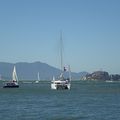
xmin=68 ymin=65 xmax=71 ymax=81
xmin=60 ymin=31 xmax=63 ymax=72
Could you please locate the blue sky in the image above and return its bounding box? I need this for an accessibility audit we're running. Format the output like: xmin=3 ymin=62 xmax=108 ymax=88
xmin=0 ymin=0 xmax=120 ymax=74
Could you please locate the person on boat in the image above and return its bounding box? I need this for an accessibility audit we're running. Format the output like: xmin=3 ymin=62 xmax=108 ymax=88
xmin=12 ymin=80 xmax=16 ymax=82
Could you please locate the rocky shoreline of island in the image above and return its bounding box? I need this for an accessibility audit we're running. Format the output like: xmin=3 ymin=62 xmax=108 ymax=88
xmin=82 ymin=71 xmax=120 ymax=81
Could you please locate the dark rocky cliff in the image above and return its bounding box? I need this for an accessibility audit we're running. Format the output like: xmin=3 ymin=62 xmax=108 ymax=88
xmin=83 ymin=71 xmax=120 ymax=81
xmin=85 ymin=71 xmax=110 ymax=80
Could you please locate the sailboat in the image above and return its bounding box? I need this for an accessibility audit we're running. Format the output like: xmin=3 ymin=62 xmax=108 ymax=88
xmin=3 ymin=66 xmax=19 ymax=88
xmin=51 ymin=33 xmax=71 ymax=90
xmin=35 ymin=72 xmax=40 ymax=83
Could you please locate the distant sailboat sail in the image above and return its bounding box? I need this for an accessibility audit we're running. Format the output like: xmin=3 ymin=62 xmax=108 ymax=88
xmin=37 ymin=72 xmax=40 ymax=81
xmin=52 ymin=76 xmax=55 ymax=81
xmin=12 ymin=66 xmax=18 ymax=82
xmin=35 ymin=72 xmax=40 ymax=83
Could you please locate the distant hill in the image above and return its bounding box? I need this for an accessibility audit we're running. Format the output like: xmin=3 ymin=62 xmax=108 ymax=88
xmin=0 ymin=62 xmax=87 ymax=81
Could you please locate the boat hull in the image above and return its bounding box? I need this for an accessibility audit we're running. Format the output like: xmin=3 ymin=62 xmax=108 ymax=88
xmin=51 ymin=83 xmax=70 ymax=90
xmin=3 ymin=85 xmax=19 ymax=88
xmin=3 ymin=82 xmax=19 ymax=88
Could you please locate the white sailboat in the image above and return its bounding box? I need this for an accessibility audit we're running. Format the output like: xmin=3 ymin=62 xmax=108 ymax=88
xmin=35 ymin=72 xmax=40 ymax=83
xmin=51 ymin=33 xmax=71 ymax=90
xmin=3 ymin=66 xmax=19 ymax=88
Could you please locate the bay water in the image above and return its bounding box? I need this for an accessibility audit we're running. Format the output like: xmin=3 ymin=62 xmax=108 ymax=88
xmin=0 ymin=81 xmax=120 ymax=120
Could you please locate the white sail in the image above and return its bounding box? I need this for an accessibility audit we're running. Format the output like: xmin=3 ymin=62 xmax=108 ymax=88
xmin=35 ymin=72 xmax=40 ymax=83
xmin=52 ymin=76 xmax=55 ymax=81
xmin=37 ymin=72 xmax=40 ymax=81
xmin=12 ymin=66 xmax=18 ymax=82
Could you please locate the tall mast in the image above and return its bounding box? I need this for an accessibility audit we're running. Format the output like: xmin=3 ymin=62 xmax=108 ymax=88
xmin=60 ymin=31 xmax=63 ymax=72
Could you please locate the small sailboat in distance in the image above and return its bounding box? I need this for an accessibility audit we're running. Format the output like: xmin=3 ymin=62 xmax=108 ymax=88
xmin=35 ymin=72 xmax=40 ymax=83
xmin=51 ymin=33 xmax=71 ymax=90
xmin=3 ymin=66 xmax=19 ymax=88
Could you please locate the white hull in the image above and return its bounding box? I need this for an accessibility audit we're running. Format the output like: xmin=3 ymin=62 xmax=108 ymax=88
xmin=106 ymin=80 xmax=113 ymax=83
xmin=35 ymin=80 xmax=39 ymax=83
xmin=51 ymin=80 xmax=71 ymax=90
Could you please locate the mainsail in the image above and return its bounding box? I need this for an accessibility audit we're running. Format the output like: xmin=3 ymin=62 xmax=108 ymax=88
xmin=37 ymin=72 xmax=40 ymax=81
xmin=12 ymin=66 xmax=18 ymax=82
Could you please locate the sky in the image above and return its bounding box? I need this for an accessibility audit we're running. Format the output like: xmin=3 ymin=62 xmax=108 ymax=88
xmin=0 ymin=0 xmax=120 ymax=74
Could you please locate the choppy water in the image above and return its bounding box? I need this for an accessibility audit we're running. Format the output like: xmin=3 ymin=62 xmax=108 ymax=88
xmin=0 ymin=81 xmax=120 ymax=120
